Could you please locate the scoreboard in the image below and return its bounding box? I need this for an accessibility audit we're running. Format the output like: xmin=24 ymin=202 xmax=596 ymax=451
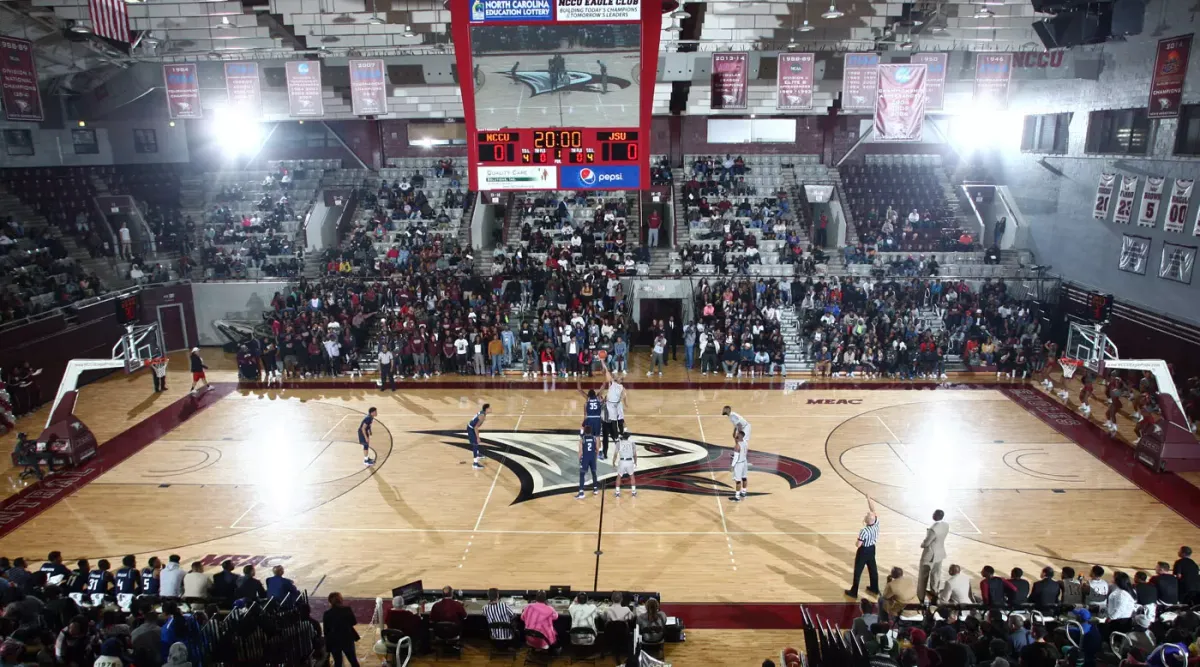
xmin=449 ymin=0 xmax=661 ymax=191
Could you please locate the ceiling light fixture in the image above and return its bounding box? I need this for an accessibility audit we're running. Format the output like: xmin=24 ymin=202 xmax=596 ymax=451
xmin=368 ymin=15 xmax=385 ymax=24
xmin=821 ymin=3 xmax=843 ymax=19
xmin=670 ymin=9 xmax=690 ymax=19
xmin=321 ymin=34 xmax=340 ymax=42
xmin=973 ymin=7 xmax=994 ymax=17
xmin=798 ymin=19 xmax=814 ymax=32
xmin=402 ymin=25 xmax=416 ymax=37
xmin=215 ymin=16 xmax=233 ymax=29
xmin=69 ymin=21 xmax=92 ymax=34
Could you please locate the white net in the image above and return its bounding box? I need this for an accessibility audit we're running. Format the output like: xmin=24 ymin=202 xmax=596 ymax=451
xmin=1059 ymin=358 xmax=1083 ymax=380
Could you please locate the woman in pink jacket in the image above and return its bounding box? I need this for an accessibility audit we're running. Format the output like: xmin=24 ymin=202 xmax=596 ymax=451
xmin=520 ymin=590 xmax=559 ymax=649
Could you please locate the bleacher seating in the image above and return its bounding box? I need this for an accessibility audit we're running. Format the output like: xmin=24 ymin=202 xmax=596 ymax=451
xmin=840 ymin=154 xmax=968 ymax=253
xmin=495 ymin=190 xmax=638 ymax=276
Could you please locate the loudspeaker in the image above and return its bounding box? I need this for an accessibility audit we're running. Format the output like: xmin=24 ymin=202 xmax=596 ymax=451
xmin=1033 ymin=10 xmax=1102 ymax=49
xmin=1110 ymin=0 xmax=1145 ymax=35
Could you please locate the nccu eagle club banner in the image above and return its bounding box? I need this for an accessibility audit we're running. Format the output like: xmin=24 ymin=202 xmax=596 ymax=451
xmin=842 ymin=53 xmax=880 ymax=112
xmin=1093 ymin=173 xmax=1116 ymax=221
xmin=776 ymin=53 xmax=815 ymax=111
xmin=1114 ymin=175 xmax=1138 ymax=224
xmin=163 ymin=64 xmax=202 ymax=120
xmin=1149 ymin=34 xmax=1192 ymax=119
xmin=225 ymin=62 xmax=262 ymax=117
xmin=711 ymin=52 xmax=748 ymax=110
xmin=349 ymin=59 xmax=388 ymax=116
xmin=1138 ymin=176 xmax=1165 ymax=228
xmin=973 ymin=53 xmax=1013 ymax=110
xmin=556 ymin=0 xmax=640 ymax=22
xmin=0 ymin=38 xmax=43 ymax=122
xmin=910 ymin=52 xmax=947 ymax=111
xmin=286 ymin=61 xmax=324 ymax=117
xmin=1166 ymin=179 xmax=1194 ymax=233
xmin=469 ymin=0 xmax=553 ymax=22
xmin=874 ymin=64 xmax=927 ymax=142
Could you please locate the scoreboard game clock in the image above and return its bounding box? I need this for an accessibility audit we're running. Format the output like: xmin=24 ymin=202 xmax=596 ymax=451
xmin=450 ymin=0 xmax=661 ymax=191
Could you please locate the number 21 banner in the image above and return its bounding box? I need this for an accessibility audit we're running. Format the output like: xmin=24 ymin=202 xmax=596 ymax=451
xmin=1114 ymin=175 xmax=1138 ymax=224
xmin=1137 ymin=176 xmax=1165 ymax=228
xmin=1166 ymin=179 xmax=1194 ymax=233
xmin=1094 ymin=173 xmax=1116 ymax=220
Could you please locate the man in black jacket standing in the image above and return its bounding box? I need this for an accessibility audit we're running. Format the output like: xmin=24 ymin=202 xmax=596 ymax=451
xmin=211 ymin=559 xmax=240 ymax=600
xmin=324 ymin=592 xmax=361 ymax=667
xmin=1175 ymin=546 xmax=1200 ymax=603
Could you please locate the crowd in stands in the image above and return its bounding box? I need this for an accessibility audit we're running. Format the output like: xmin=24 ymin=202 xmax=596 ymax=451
xmin=491 ymin=191 xmax=642 ymax=278
xmin=688 ymin=277 xmax=789 ymax=378
xmin=0 ymin=220 xmax=106 ymax=325
xmin=837 ymin=546 xmax=1200 ymax=667
xmin=650 ymin=155 xmax=673 ymax=186
xmin=841 ymin=162 xmax=974 ymax=254
xmin=198 ymin=164 xmax=307 ymax=280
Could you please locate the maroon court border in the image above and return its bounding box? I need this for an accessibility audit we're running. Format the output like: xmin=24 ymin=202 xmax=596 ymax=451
xmin=2 ymin=380 xmax=1196 ymax=628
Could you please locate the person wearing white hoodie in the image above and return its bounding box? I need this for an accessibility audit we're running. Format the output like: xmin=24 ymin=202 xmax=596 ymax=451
xmin=159 ymin=554 xmax=185 ymax=598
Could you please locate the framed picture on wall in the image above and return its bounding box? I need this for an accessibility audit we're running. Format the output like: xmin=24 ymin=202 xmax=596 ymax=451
xmin=133 ymin=129 xmax=158 ymax=154
xmin=71 ymin=129 xmax=98 ymax=154
xmin=1118 ymin=234 xmax=1151 ymax=275
xmin=3 ymin=129 xmax=33 ymax=156
xmin=1160 ymin=241 xmax=1197 ymax=284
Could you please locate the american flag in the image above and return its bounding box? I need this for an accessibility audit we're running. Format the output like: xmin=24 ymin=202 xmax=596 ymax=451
xmin=88 ymin=0 xmax=130 ymax=42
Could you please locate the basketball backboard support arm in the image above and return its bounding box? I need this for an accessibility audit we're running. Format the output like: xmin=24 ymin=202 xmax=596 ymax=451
xmin=44 ymin=359 xmax=128 ymax=430
xmin=45 ymin=323 xmax=163 ymax=430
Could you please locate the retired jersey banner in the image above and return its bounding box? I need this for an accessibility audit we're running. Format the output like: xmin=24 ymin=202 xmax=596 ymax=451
xmin=349 ymin=59 xmax=388 ymax=116
xmin=224 ymin=62 xmax=261 ymax=117
xmin=910 ymin=53 xmax=947 ymax=110
xmin=1138 ymin=176 xmax=1165 ymax=228
xmin=1114 ymin=175 xmax=1138 ymax=224
xmin=1166 ymin=179 xmax=1194 ymax=233
xmin=874 ymin=64 xmax=927 ymax=142
xmin=710 ymin=52 xmax=748 ymax=110
xmin=286 ymin=61 xmax=324 ymax=117
xmin=0 ymin=38 xmax=43 ymax=122
xmin=1149 ymin=34 xmax=1192 ymax=119
xmin=973 ymin=53 xmax=1013 ymax=110
xmin=777 ymin=53 xmax=815 ymax=110
xmin=163 ymin=64 xmax=202 ymax=120
xmin=1094 ymin=173 xmax=1116 ymax=221
xmin=842 ymin=53 xmax=880 ymax=112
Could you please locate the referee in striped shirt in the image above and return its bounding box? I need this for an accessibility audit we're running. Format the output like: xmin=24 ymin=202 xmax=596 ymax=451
xmin=845 ymin=495 xmax=881 ymax=598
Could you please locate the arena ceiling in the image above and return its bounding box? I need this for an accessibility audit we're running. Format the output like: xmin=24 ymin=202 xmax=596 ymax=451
xmin=0 ymin=0 xmax=1048 ymax=91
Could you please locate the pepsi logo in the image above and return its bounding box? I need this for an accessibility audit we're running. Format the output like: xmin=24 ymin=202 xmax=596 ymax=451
xmin=579 ymin=168 xmax=596 ymax=185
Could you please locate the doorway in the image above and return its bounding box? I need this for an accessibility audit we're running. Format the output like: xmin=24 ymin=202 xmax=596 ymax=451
xmin=157 ymin=304 xmax=188 ymax=351
xmin=637 ymin=298 xmax=683 ymax=345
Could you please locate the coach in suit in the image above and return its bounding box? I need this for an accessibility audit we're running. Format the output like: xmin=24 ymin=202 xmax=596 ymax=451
xmin=916 ymin=509 xmax=948 ymax=603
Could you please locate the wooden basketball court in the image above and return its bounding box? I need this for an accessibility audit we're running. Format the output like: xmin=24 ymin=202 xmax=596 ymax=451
xmin=3 ymin=352 xmax=1197 ymax=607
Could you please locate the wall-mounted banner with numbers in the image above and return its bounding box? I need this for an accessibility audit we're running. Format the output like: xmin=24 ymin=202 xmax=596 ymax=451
xmin=1118 ymin=234 xmax=1151 ymax=275
xmin=1137 ymin=176 xmax=1165 ymax=228
xmin=973 ymin=53 xmax=1013 ymax=110
xmin=1114 ymin=175 xmax=1138 ymax=224
xmin=1094 ymin=172 xmax=1116 ymax=220
xmin=842 ymin=53 xmax=880 ymax=112
xmin=1160 ymin=241 xmax=1196 ymax=284
xmin=1165 ymin=179 xmax=1194 ymax=233
xmin=0 ymin=38 xmax=43 ymax=122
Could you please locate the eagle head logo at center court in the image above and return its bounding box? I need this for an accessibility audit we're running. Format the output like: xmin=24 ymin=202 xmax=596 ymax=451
xmin=419 ymin=429 xmax=820 ymax=503
xmin=500 ymin=70 xmax=631 ymax=98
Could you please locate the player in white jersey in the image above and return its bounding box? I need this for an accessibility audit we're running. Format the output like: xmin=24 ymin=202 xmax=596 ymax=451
xmin=602 ymin=366 xmax=627 ymax=456
xmin=722 ymin=405 xmax=750 ymax=502
xmin=612 ymin=429 xmax=637 ymax=497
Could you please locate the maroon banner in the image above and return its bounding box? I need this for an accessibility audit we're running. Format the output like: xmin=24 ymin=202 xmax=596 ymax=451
xmin=1149 ymin=34 xmax=1193 ymax=119
xmin=874 ymin=63 xmax=926 ymax=142
xmin=224 ymin=62 xmax=261 ymax=117
xmin=286 ymin=61 xmax=324 ymax=117
xmin=973 ymin=53 xmax=1013 ymax=110
xmin=163 ymin=64 xmax=202 ymax=120
xmin=776 ymin=53 xmax=814 ymax=111
xmin=0 ymin=38 xmax=43 ymax=122
xmin=910 ymin=52 xmax=947 ymax=111
xmin=349 ymin=59 xmax=388 ymax=116
xmin=711 ymin=52 xmax=748 ymax=110
xmin=842 ymin=52 xmax=880 ymax=112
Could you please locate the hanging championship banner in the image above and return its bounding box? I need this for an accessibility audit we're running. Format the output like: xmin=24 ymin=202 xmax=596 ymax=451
xmin=163 ymin=64 xmax=202 ymax=119
xmin=776 ymin=53 xmax=814 ymax=110
xmin=874 ymin=63 xmax=927 ymax=142
xmin=286 ymin=60 xmax=324 ymax=117
xmin=225 ymin=62 xmax=261 ymax=117
xmin=1114 ymin=175 xmax=1138 ymax=224
xmin=842 ymin=53 xmax=880 ymax=112
xmin=1149 ymin=34 xmax=1192 ymax=119
xmin=1093 ymin=173 xmax=1116 ymax=221
xmin=1161 ymin=241 xmax=1197 ymax=284
xmin=1137 ymin=176 xmax=1165 ymax=228
xmin=1118 ymin=234 xmax=1151 ymax=275
xmin=1165 ymin=179 xmax=1194 ymax=233
xmin=973 ymin=53 xmax=1013 ymax=110
xmin=711 ymin=52 xmax=748 ymax=110
xmin=349 ymin=59 xmax=388 ymax=116
xmin=0 ymin=38 xmax=43 ymax=122
xmin=910 ymin=53 xmax=947 ymax=111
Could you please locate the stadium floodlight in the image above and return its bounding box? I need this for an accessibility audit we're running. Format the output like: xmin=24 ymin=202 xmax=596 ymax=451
xmin=822 ymin=3 xmax=844 ymax=19
xmin=798 ymin=19 xmax=814 ymax=31
xmin=403 ymin=25 xmax=417 ymax=37
xmin=212 ymin=107 xmax=264 ymax=157
xmin=69 ymin=21 xmax=93 ymax=34
xmin=948 ymin=107 xmax=1022 ymax=153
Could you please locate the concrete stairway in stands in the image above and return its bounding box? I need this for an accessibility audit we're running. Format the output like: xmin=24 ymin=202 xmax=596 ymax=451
xmin=779 ymin=308 xmax=812 ymax=372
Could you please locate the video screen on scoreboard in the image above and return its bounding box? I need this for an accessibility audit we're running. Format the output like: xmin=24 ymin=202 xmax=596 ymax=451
xmin=470 ymin=24 xmax=641 ymax=130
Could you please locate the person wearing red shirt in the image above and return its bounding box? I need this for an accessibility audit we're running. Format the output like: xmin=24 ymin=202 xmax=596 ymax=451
xmin=429 ymin=586 xmax=467 ymax=628
xmin=647 ymin=210 xmax=661 ymax=248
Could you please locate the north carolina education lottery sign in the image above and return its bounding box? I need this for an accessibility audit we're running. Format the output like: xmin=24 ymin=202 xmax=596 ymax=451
xmin=470 ymin=0 xmax=553 ymax=21
xmin=469 ymin=0 xmax=639 ymax=22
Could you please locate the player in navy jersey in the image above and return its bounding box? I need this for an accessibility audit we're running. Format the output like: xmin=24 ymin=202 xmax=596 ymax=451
xmin=39 ymin=550 xmax=71 ymax=585
xmin=468 ymin=403 xmax=491 ymax=470
xmin=140 ymin=556 xmax=161 ymax=596
xmin=86 ymin=559 xmax=115 ymax=598
xmin=359 ymin=407 xmax=377 ymax=465
xmin=68 ymin=559 xmax=90 ymax=594
xmin=576 ymin=425 xmax=600 ymax=499
xmin=115 ymin=555 xmax=141 ymax=596
xmin=577 ymin=382 xmax=604 ymax=454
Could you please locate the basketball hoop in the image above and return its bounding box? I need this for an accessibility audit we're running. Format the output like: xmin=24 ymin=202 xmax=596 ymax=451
xmin=1059 ymin=357 xmax=1084 ymax=380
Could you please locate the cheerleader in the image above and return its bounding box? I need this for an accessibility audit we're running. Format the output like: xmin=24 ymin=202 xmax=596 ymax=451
xmin=1104 ymin=375 xmax=1125 ymax=434
xmin=1078 ymin=370 xmax=1095 ymax=416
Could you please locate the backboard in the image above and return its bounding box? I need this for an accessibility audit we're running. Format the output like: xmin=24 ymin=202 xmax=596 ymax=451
xmin=114 ymin=323 xmax=165 ymax=373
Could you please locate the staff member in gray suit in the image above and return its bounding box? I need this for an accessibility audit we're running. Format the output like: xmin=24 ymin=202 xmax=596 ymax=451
xmin=917 ymin=509 xmax=949 ymax=604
